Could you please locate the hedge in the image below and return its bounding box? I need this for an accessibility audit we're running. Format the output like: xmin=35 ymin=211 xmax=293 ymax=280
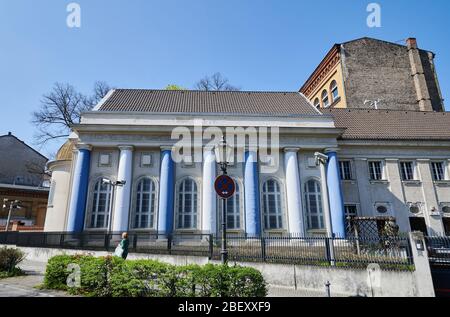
xmin=43 ymin=255 xmax=267 ymax=297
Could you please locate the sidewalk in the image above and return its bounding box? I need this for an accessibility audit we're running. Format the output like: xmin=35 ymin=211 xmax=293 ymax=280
xmin=0 ymin=260 xmax=69 ymax=297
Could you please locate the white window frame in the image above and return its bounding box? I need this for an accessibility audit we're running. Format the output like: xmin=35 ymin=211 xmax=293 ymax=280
xmin=176 ymin=177 xmax=199 ymax=230
xmin=339 ymin=160 xmax=353 ymax=180
xmin=313 ymin=98 xmax=320 ymax=109
xmin=368 ymin=160 xmax=384 ymax=181
xmin=431 ymin=161 xmax=446 ymax=181
xmin=132 ymin=177 xmax=157 ymax=229
xmin=87 ymin=179 xmax=112 ymax=229
xmin=261 ymin=179 xmax=284 ymax=230
xmin=330 ymin=80 xmax=339 ymax=102
xmin=218 ymin=178 xmax=242 ymax=230
xmin=304 ymin=179 xmax=325 ymax=230
xmin=344 ymin=204 xmax=359 ymax=218
xmin=321 ymin=90 xmax=330 ymax=108
xmin=399 ymin=161 xmax=416 ymax=181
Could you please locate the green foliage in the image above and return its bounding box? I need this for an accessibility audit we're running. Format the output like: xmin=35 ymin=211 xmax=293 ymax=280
xmin=165 ymin=84 xmax=185 ymax=90
xmin=0 ymin=247 xmax=26 ymax=277
xmin=44 ymin=255 xmax=267 ymax=297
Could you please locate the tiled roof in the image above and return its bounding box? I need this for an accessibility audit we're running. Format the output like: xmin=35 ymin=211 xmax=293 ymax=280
xmin=96 ymin=89 xmax=320 ymax=116
xmin=322 ymin=108 xmax=450 ymax=140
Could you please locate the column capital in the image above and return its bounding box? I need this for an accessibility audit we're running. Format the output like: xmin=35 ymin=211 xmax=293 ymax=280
xmin=118 ymin=145 xmax=134 ymax=151
xmin=75 ymin=143 xmax=92 ymax=151
xmin=324 ymin=147 xmax=340 ymax=154
xmin=160 ymin=145 xmax=173 ymax=152
xmin=284 ymin=147 xmax=300 ymax=153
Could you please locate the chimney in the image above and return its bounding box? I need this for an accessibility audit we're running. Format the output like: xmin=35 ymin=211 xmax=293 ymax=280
xmin=406 ymin=38 xmax=433 ymax=111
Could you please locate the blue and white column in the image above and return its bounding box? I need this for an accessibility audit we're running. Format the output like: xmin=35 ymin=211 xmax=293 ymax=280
xmin=112 ymin=146 xmax=134 ymax=232
xmin=202 ymin=147 xmax=217 ymax=235
xmin=67 ymin=144 xmax=91 ymax=232
xmin=284 ymin=148 xmax=305 ymax=236
xmin=244 ymin=151 xmax=261 ymax=236
xmin=325 ymin=149 xmax=346 ymax=237
xmin=157 ymin=147 xmax=175 ymax=235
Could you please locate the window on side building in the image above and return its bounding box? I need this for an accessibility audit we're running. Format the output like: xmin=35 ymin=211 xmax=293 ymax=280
xmin=339 ymin=161 xmax=353 ymax=180
xmin=330 ymin=80 xmax=339 ymax=102
xmin=321 ymin=90 xmax=330 ymax=108
xmin=313 ymin=98 xmax=320 ymax=109
xmin=368 ymin=161 xmax=383 ymax=181
xmin=431 ymin=161 xmax=446 ymax=181
xmin=400 ymin=161 xmax=415 ymax=181
xmin=344 ymin=205 xmax=358 ymax=218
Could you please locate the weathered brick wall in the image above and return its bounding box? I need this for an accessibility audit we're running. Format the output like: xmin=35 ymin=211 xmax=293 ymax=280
xmin=340 ymin=38 xmax=443 ymax=111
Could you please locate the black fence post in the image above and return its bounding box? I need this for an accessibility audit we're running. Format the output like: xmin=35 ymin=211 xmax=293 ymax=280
xmin=325 ymin=237 xmax=332 ymax=266
xmin=261 ymin=236 xmax=266 ymax=262
xmin=132 ymin=234 xmax=138 ymax=252
xmin=167 ymin=235 xmax=172 ymax=255
xmin=209 ymin=234 xmax=214 ymax=260
xmin=60 ymin=233 xmax=65 ymax=248
xmin=104 ymin=233 xmax=110 ymax=251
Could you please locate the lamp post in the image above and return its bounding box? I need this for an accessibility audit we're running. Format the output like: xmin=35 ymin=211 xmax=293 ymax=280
xmin=214 ymin=136 xmax=234 ymax=264
xmin=3 ymin=199 xmax=22 ymax=232
xmin=102 ymin=178 xmax=126 ymax=234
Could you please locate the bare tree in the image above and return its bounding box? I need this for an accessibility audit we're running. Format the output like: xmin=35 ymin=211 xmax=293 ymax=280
xmin=195 ymin=72 xmax=240 ymax=91
xmin=31 ymin=81 xmax=111 ymax=146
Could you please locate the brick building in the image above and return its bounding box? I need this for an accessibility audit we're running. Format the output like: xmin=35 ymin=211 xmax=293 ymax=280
xmin=300 ymin=37 xmax=445 ymax=112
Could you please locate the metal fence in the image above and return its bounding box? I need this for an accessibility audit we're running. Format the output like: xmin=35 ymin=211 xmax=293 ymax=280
xmin=0 ymin=231 xmax=414 ymax=271
xmin=425 ymin=235 xmax=450 ymax=265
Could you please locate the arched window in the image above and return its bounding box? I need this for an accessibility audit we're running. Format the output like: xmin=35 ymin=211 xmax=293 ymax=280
xmin=224 ymin=180 xmax=241 ymax=230
xmin=133 ymin=177 xmax=157 ymax=229
xmin=262 ymin=179 xmax=283 ymax=230
xmin=89 ymin=179 xmax=112 ymax=229
xmin=305 ymin=180 xmax=324 ymax=230
xmin=177 ymin=178 xmax=198 ymax=229
xmin=313 ymin=98 xmax=320 ymax=109
xmin=330 ymin=80 xmax=339 ymax=102
xmin=321 ymin=90 xmax=330 ymax=108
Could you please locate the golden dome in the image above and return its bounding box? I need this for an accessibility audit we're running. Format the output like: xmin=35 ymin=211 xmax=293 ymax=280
xmin=55 ymin=140 xmax=74 ymax=161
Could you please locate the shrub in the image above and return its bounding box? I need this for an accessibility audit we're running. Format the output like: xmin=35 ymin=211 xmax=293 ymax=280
xmin=0 ymin=247 xmax=26 ymax=277
xmin=43 ymin=255 xmax=267 ymax=297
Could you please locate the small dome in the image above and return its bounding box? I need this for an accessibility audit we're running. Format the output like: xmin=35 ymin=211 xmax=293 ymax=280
xmin=56 ymin=140 xmax=74 ymax=161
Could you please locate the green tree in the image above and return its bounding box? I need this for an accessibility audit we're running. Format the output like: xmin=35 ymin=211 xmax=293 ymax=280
xmin=165 ymin=84 xmax=185 ymax=90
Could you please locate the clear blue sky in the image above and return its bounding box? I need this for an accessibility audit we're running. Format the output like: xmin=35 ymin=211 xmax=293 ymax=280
xmin=1 ymin=0 xmax=450 ymax=157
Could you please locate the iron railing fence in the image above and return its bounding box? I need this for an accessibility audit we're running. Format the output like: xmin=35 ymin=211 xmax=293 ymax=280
xmin=425 ymin=235 xmax=450 ymax=265
xmin=211 ymin=234 xmax=413 ymax=270
xmin=0 ymin=231 xmax=414 ymax=271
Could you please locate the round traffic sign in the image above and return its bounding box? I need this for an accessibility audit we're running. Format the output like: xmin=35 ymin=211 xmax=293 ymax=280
xmin=214 ymin=175 xmax=235 ymax=199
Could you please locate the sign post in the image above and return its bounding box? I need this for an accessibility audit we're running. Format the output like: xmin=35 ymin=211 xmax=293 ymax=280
xmin=214 ymin=174 xmax=236 ymax=264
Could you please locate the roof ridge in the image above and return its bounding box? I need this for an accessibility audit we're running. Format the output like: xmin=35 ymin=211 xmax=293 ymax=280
xmin=113 ymin=88 xmax=300 ymax=94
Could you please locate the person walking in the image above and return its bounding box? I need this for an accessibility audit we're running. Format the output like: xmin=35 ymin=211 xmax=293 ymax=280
xmin=114 ymin=232 xmax=129 ymax=260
